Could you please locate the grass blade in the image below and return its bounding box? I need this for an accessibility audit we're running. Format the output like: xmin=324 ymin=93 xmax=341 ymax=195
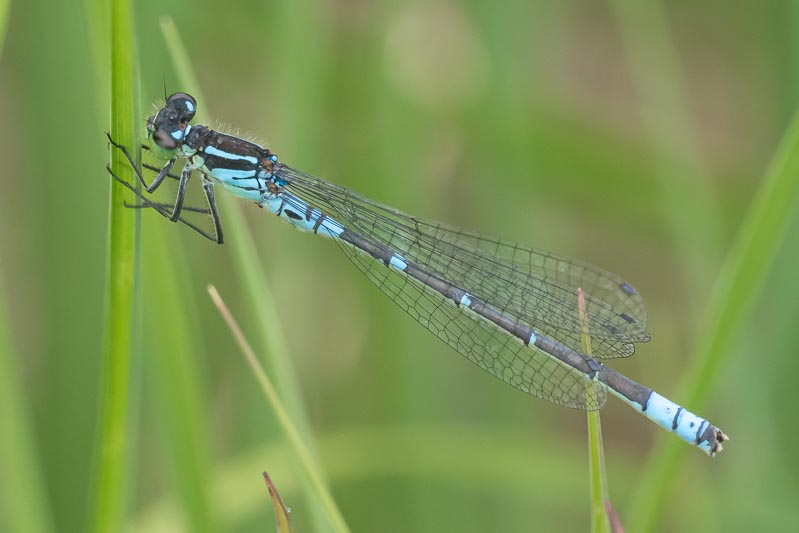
xmin=89 ymin=0 xmax=140 ymax=530
xmin=578 ymin=289 xmax=612 ymax=533
xmin=208 ymin=286 xmax=351 ymax=533
xmin=264 ymin=471 xmax=292 ymax=533
xmin=628 ymin=109 xmax=799 ymax=531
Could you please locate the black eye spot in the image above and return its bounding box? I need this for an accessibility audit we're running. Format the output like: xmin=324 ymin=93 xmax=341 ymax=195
xmin=284 ymin=209 xmax=302 ymax=220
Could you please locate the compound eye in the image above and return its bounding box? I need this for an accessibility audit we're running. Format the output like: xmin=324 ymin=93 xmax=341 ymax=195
xmin=166 ymin=92 xmax=197 ymax=122
xmin=152 ymin=126 xmax=179 ymax=150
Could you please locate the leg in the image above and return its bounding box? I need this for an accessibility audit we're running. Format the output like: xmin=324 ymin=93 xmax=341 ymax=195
xmin=107 ymin=131 xmax=176 ymax=193
xmin=170 ymin=163 xmax=192 ymax=221
xmin=125 ymin=202 xmax=211 ymax=215
xmin=202 ymin=179 xmax=224 ymax=244
xmin=105 ymin=164 xmax=219 ymax=243
xmin=143 ymin=162 xmax=180 ymax=181
xmin=146 ymin=156 xmax=177 ymax=193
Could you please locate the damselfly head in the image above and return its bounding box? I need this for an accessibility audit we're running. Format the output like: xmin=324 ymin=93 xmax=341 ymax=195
xmin=147 ymin=92 xmax=198 ymax=158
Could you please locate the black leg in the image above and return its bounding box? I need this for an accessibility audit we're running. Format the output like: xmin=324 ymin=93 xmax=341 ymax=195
xmin=125 ymin=201 xmax=212 ymax=215
xmin=146 ymin=156 xmax=177 ymax=193
xmin=106 ymin=164 xmax=219 ymax=243
xmin=170 ymin=163 xmax=192 ymax=221
xmin=202 ymin=179 xmax=225 ymax=244
xmin=143 ymin=162 xmax=181 ymax=181
xmin=107 ymin=131 xmax=175 ymax=193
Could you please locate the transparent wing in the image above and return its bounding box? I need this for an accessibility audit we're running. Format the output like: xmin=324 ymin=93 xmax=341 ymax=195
xmin=317 ymin=211 xmax=607 ymax=410
xmin=278 ymin=165 xmax=650 ymax=361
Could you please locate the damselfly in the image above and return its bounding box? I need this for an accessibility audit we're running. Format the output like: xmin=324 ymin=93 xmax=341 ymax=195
xmin=107 ymin=92 xmax=728 ymax=456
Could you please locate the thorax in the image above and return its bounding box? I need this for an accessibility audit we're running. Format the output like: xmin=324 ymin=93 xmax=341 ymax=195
xmin=183 ymin=126 xmax=277 ymax=201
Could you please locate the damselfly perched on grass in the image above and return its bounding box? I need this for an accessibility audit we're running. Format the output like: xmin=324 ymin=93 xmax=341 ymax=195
xmin=107 ymin=92 xmax=728 ymax=456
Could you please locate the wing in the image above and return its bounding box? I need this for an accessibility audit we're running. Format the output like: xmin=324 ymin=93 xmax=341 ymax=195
xmin=322 ymin=212 xmax=607 ymax=410
xmin=278 ymin=165 xmax=650 ymax=362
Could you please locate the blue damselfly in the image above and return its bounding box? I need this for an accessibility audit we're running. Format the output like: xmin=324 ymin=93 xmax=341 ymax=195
xmin=107 ymin=92 xmax=728 ymax=456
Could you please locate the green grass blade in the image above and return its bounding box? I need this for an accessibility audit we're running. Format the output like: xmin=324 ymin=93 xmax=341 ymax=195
xmin=160 ymin=17 xmax=336 ymax=532
xmin=628 ymin=109 xmax=799 ymax=531
xmin=263 ymin=471 xmax=292 ymax=533
xmin=208 ymin=286 xmax=351 ymax=533
xmin=578 ymin=289 xmax=611 ymax=533
xmin=89 ymin=0 xmax=140 ymax=530
xmin=0 ymin=265 xmax=55 ymax=533
xmin=586 ymin=411 xmax=608 ymax=533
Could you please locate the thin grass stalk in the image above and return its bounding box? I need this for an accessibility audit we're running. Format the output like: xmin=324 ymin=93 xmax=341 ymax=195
xmin=578 ymin=289 xmax=612 ymax=533
xmin=263 ymin=471 xmax=293 ymax=533
xmin=208 ymin=286 xmax=351 ymax=533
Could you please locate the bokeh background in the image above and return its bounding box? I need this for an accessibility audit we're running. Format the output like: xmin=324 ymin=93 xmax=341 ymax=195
xmin=1 ymin=1 xmax=799 ymax=532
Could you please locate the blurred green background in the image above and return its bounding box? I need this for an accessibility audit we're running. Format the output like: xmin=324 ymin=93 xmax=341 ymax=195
xmin=2 ymin=0 xmax=799 ymax=532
